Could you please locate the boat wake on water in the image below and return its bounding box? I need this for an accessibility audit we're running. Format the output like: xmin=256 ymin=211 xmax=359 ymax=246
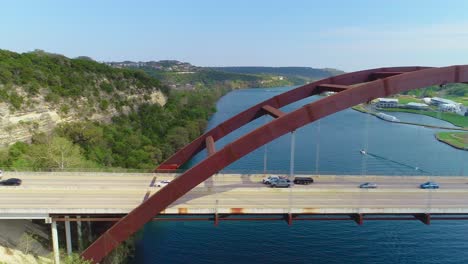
xmin=359 ymin=149 xmax=431 ymax=174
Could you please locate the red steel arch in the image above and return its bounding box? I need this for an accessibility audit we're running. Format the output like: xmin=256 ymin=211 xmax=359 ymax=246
xmin=156 ymin=66 xmax=429 ymax=171
xmin=82 ymin=65 xmax=468 ymax=263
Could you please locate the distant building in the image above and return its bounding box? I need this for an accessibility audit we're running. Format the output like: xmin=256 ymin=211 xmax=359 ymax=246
xmin=376 ymin=98 xmax=398 ymax=108
xmin=405 ymin=102 xmax=429 ymax=110
xmin=430 ymin=97 xmax=458 ymax=106
xmin=438 ymin=103 xmax=460 ymax=113
xmin=430 ymin=97 xmax=465 ymax=114
xmin=458 ymin=106 xmax=468 ymax=116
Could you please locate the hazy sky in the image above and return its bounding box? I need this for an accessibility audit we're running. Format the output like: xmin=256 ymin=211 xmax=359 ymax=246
xmin=2 ymin=0 xmax=468 ymax=71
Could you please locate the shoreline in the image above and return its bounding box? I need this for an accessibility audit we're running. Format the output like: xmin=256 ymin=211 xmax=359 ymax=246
xmin=435 ymin=132 xmax=468 ymax=151
xmin=352 ymin=105 xmax=468 ymax=151
xmin=352 ymin=105 xmax=468 ymax=131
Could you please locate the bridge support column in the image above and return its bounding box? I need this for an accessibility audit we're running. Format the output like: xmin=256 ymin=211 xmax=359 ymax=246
xmin=65 ymin=216 xmax=72 ymax=255
xmin=87 ymin=216 xmax=93 ymax=242
xmin=51 ymin=220 xmax=60 ymax=264
xmin=289 ymin=131 xmax=296 ymax=178
xmin=285 ymin=213 xmax=293 ymax=225
xmin=414 ymin=213 xmax=431 ymax=225
xmin=214 ymin=213 xmax=219 ymax=226
xmin=76 ymin=216 xmax=83 ymax=251
xmin=351 ymin=214 xmax=363 ymax=225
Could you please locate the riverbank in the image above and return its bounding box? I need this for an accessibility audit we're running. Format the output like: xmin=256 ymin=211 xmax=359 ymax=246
xmin=352 ymin=105 xmax=468 ymax=131
xmin=0 ymin=220 xmax=51 ymax=264
xmin=0 ymin=217 xmax=133 ymax=264
xmin=436 ymin=132 xmax=468 ymax=150
xmin=352 ymin=104 xmax=468 ymax=151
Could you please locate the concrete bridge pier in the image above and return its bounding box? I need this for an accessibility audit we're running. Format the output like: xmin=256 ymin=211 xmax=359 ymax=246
xmin=87 ymin=216 xmax=93 ymax=242
xmin=65 ymin=216 xmax=72 ymax=255
xmin=77 ymin=215 xmax=83 ymax=251
xmin=51 ymin=220 xmax=60 ymax=264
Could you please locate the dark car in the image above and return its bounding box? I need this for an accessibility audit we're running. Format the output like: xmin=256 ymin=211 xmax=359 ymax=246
xmin=270 ymin=178 xmax=291 ymax=188
xmin=0 ymin=178 xmax=22 ymax=186
xmin=293 ymin=177 xmax=314 ymax=185
xmin=420 ymin=181 xmax=439 ymax=189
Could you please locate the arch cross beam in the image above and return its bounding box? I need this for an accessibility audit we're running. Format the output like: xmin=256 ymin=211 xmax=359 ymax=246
xmin=82 ymin=65 xmax=468 ymax=263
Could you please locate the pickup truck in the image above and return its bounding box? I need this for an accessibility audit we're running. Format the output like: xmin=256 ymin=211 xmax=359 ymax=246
xmin=293 ymin=177 xmax=314 ymax=185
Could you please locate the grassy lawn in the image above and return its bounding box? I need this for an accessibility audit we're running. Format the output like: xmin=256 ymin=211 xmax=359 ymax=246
xmin=382 ymin=108 xmax=468 ymax=128
xmin=396 ymin=96 xmax=423 ymax=105
xmin=444 ymin=95 xmax=468 ymax=106
xmin=436 ymin=132 xmax=468 ymax=150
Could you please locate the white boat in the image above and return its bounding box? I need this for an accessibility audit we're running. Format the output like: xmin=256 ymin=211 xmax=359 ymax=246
xmin=375 ymin=112 xmax=399 ymax=122
xmin=360 ymin=149 xmax=367 ymax=155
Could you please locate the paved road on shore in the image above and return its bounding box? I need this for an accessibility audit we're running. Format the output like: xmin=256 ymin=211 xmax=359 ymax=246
xmin=1 ymin=172 xmax=468 ymax=215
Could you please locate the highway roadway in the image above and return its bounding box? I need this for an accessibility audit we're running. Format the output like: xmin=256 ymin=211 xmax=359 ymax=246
xmin=1 ymin=172 xmax=468 ymax=216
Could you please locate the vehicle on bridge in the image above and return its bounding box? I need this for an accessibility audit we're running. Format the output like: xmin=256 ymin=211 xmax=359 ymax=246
xmin=156 ymin=180 xmax=171 ymax=187
xmin=420 ymin=181 xmax=439 ymax=189
xmin=0 ymin=178 xmax=22 ymax=186
xmin=293 ymin=177 xmax=314 ymax=185
xmin=263 ymin=175 xmax=290 ymax=184
xmin=270 ymin=178 xmax=291 ymax=188
xmin=359 ymin=182 xmax=378 ymax=189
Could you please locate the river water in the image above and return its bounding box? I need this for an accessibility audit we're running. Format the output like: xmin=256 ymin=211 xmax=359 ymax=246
xmin=134 ymin=87 xmax=468 ymax=264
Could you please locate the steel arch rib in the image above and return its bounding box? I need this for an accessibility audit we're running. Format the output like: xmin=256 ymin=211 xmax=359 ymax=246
xmin=156 ymin=66 xmax=429 ymax=171
xmin=82 ymin=65 xmax=468 ymax=262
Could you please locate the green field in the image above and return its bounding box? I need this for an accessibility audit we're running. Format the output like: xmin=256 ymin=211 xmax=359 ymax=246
xmin=396 ymin=96 xmax=423 ymax=105
xmin=444 ymin=95 xmax=468 ymax=106
xmin=436 ymin=132 xmax=468 ymax=150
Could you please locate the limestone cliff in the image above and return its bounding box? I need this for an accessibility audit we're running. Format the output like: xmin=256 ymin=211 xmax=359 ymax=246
xmin=0 ymin=87 xmax=166 ymax=146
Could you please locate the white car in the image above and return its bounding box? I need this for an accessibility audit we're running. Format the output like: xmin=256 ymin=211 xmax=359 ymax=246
xmin=156 ymin=180 xmax=171 ymax=187
xmin=262 ymin=175 xmax=280 ymax=184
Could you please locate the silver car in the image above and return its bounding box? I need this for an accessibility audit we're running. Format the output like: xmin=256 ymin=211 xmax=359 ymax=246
xmin=270 ymin=179 xmax=291 ymax=188
xmin=359 ymin=182 xmax=378 ymax=189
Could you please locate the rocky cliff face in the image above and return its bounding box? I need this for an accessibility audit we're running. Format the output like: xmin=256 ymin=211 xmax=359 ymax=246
xmin=0 ymin=87 xmax=167 ymax=146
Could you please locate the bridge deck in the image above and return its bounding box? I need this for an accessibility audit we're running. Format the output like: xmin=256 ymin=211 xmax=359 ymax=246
xmin=1 ymin=172 xmax=468 ymax=218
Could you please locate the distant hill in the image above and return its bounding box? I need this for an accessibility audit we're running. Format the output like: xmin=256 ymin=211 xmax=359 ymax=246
xmin=107 ymin=61 xmax=345 ymax=88
xmin=108 ymin=60 xmax=297 ymax=89
xmin=210 ymin=66 xmax=345 ymax=82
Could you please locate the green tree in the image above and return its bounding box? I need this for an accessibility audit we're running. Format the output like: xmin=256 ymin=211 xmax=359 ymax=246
xmin=46 ymin=137 xmax=84 ymax=170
